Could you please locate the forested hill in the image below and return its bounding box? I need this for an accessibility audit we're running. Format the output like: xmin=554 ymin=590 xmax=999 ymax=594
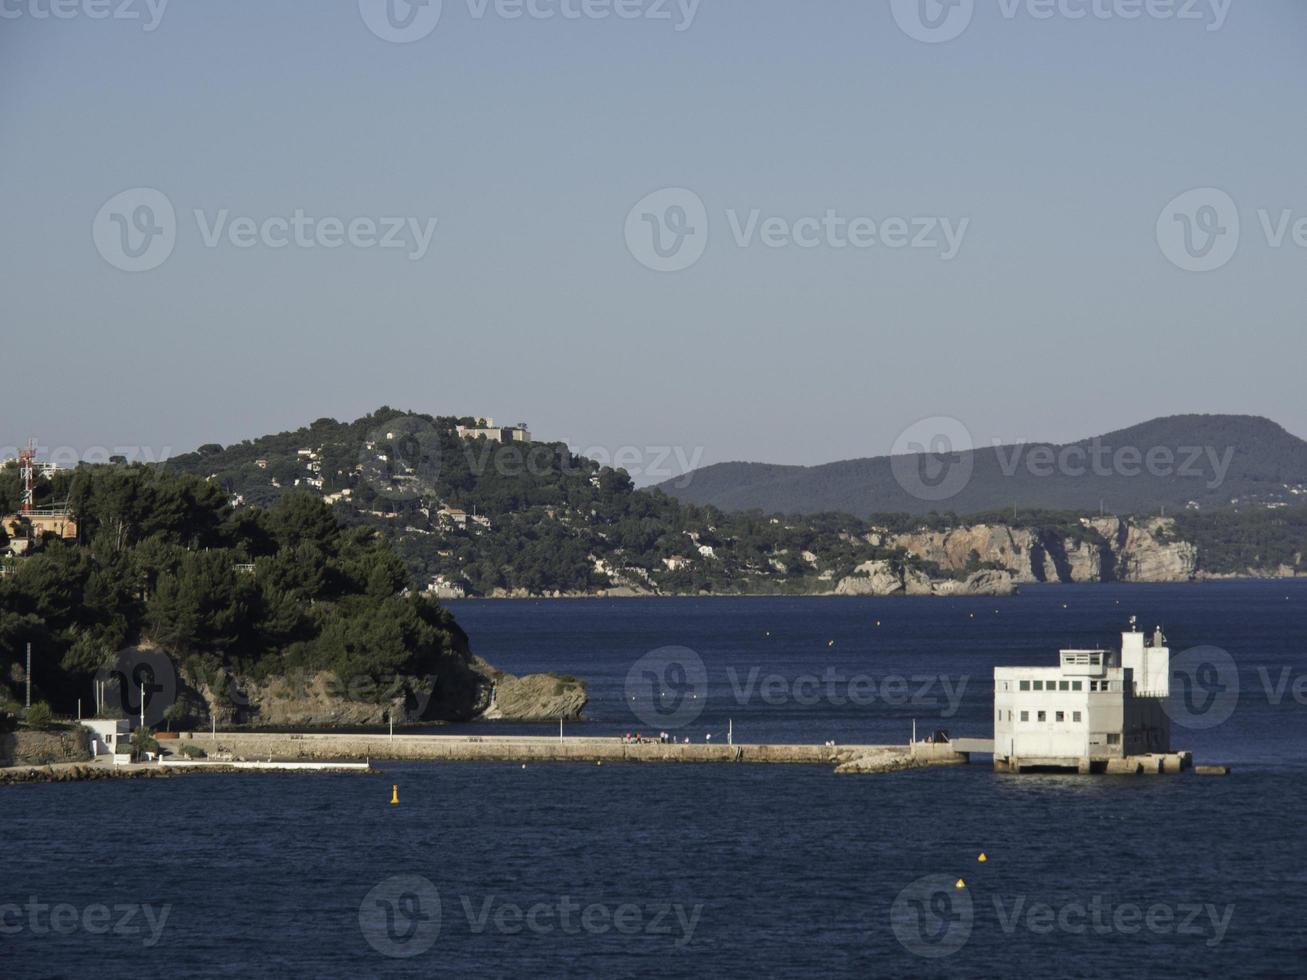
xmin=0 ymin=464 xmax=480 ymax=720
xmin=160 ymin=408 xmax=930 ymax=597
xmin=657 ymin=415 xmax=1307 ymax=517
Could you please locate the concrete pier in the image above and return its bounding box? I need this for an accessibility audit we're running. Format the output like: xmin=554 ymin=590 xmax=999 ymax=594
xmin=177 ymin=731 xmax=934 ymax=773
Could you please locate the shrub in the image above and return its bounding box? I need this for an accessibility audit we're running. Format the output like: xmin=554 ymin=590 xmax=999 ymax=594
xmin=23 ymin=702 xmax=53 ymax=730
xmin=180 ymin=743 xmax=206 ymax=759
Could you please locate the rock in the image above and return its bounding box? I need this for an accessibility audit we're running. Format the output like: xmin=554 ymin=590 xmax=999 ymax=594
xmin=479 ymin=672 xmax=588 ymax=721
xmin=1116 ymin=518 xmax=1197 ymax=582
xmin=834 ymin=560 xmax=904 ymax=596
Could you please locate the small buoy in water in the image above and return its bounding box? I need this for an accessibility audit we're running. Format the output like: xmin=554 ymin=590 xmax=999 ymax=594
xmin=828 ymin=640 xmax=835 ymax=647
xmin=521 ymin=764 xmax=527 ymax=769
xmin=978 ymin=853 xmax=987 ymax=863
xmin=390 ymin=785 xmax=399 ymax=805
xmin=955 ymin=879 xmax=966 ymax=889
xmin=764 ymin=630 xmax=770 ymax=636
xmin=596 ymin=761 xmax=602 ymax=766
xmin=969 ymin=613 xmax=975 ymax=619
xmin=875 ymin=620 xmax=881 ymax=627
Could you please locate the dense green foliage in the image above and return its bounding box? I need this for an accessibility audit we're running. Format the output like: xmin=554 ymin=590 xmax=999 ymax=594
xmin=1173 ymin=508 xmax=1307 ymax=574
xmin=0 ymin=464 xmax=469 ymax=714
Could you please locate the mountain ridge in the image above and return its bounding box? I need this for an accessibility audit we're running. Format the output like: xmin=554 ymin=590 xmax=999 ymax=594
xmin=658 ymin=414 xmax=1307 ymax=517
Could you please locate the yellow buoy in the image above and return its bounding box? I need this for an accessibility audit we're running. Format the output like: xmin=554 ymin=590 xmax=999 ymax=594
xmin=978 ymin=853 xmax=987 ymax=863
xmin=955 ymin=879 xmax=966 ymax=889
xmin=390 ymin=785 xmax=399 ymax=805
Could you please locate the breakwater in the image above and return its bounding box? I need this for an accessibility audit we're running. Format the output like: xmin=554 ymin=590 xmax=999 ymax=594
xmin=177 ymin=731 xmax=967 ymax=773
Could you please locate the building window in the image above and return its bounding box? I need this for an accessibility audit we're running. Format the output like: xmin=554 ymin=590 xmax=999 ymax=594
xmin=1019 ymin=680 xmax=1030 ymax=691
xmin=1033 ymin=680 xmax=1043 ymax=691
xmin=1072 ymin=681 xmax=1082 ymax=691
xmin=1059 ymin=681 xmax=1070 ymax=691
xmin=1055 ymin=711 xmax=1065 ymax=722
xmin=1020 ymin=711 xmax=1029 ymax=722
xmin=1073 ymin=711 xmax=1082 ymax=722
xmin=1106 ymin=733 xmax=1121 ymax=745
xmin=1037 ymin=711 xmax=1046 ymax=722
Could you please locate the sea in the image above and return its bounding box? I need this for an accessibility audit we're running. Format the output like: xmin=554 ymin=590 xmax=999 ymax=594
xmin=3 ymin=582 xmax=1305 ymax=978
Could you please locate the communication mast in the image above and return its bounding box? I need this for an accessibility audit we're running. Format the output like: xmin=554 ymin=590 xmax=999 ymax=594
xmin=18 ymin=439 xmax=36 ymax=515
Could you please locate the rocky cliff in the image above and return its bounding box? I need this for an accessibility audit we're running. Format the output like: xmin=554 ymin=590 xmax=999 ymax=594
xmin=885 ymin=517 xmax=1198 ymax=584
xmin=833 ymin=560 xmax=1016 ymax=597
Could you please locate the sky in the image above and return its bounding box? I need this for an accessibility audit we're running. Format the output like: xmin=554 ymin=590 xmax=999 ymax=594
xmin=2 ymin=0 xmax=1305 ymax=483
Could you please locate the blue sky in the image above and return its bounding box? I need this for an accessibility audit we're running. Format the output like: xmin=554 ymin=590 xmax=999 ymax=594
xmin=2 ymin=0 xmax=1304 ymax=478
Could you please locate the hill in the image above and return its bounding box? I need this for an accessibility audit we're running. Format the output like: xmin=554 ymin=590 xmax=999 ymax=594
xmin=657 ymin=415 xmax=1307 ymax=517
xmin=158 ymin=408 xmax=961 ymax=597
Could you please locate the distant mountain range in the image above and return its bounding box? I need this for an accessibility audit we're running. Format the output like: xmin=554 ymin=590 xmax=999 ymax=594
xmin=658 ymin=416 xmax=1307 ymax=517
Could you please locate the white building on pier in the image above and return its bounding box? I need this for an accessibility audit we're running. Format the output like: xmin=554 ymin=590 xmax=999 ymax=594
xmin=993 ymin=618 xmax=1172 ymax=773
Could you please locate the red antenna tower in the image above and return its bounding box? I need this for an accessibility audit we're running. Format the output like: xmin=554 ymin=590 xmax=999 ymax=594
xmin=18 ymin=439 xmax=36 ymax=515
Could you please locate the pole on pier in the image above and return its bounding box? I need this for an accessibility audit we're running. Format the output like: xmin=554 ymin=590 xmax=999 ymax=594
xmin=559 ymin=717 xmax=563 ymax=743
xmin=139 ymin=680 xmax=145 ymax=730
xmin=912 ymin=718 xmax=917 ymax=745
xmin=728 ymin=719 xmax=733 ymax=746
xmin=389 ymin=713 xmax=394 ymax=743
xmin=212 ymin=715 xmax=216 ymax=741
xmin=25 ymin=643 xmax=32 ymax=709
xmin=77 ymin=699 xmax=82 ymax=722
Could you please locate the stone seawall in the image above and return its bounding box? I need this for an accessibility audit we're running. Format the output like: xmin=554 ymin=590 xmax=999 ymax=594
xmin=179 ymin=731 xmax=918 ymax=769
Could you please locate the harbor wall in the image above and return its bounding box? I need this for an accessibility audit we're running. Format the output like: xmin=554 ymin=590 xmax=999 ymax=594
xmin=178 ymin=731 xmax=892 ymax=767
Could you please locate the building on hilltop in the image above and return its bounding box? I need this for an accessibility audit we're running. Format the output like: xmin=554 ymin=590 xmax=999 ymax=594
xmin=993 ymin=618 xmax=1172 ymax=773
xmin=455 ymin=418 xmax=531 ymax=443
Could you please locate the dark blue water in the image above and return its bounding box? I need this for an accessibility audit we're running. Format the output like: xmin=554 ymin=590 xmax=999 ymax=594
xmin=4 ymin=583 xmax=1306 ymax=978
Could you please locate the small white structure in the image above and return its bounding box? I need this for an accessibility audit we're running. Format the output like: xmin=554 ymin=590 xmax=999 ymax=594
xmin=84 ymin=719 xmax=131 ymax=759
xmin=994 ymin=618 xmax=1172 ymax=772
